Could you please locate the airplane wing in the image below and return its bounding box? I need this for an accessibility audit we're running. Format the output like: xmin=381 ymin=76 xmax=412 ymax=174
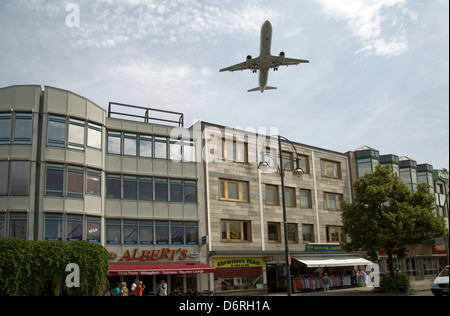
xmin=270 ymin=55 xmax=309 ymax=68
xmin=219 ymin=57 xmax=260 ymax=72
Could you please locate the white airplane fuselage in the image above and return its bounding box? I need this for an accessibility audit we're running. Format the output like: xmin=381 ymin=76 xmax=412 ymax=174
xmin=258 ymin=20 xmax=273 ymax=92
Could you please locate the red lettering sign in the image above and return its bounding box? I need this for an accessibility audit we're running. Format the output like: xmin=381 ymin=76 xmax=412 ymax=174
xmin=118 ymin=248 xmax=189 ymax=262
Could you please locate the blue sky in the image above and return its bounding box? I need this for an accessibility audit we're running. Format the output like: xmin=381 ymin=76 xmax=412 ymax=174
xmin=1 ymin=0 xmax=448 ymax=169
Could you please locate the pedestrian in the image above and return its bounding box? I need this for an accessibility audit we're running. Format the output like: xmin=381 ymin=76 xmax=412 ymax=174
xmin=158 ymin=280 xmax=168 ymax=296
xmin=112 ymin=283 xmax=121 ymax=296
xmin=136 ymin=281 xmax=145 ymax=296
xmin=322 ymin=273 xmax=330 ymax=292
xmin=121 ymin=282 xmax=129 ymax=296
xmin=130 ymin=279 xmax=138 ymax=296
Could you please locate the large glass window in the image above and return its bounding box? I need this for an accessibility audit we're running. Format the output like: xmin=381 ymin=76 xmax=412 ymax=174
xmin=123 ymin=220 xmax=138 ymax=245
xmin=68 ymin=118 xmax=85 ymax=150
xmin=155 ymin=221 xmax=169 ymax=245
xmin=154 ymin=137 xmax=168 ymax=159
xmin=219 ymin=139 xmax=247 ymax=162
xmin=106 ymin=219 xmax=121 ymax=244
xmin=326 ymin=226 xmax=346 ymax=243
xmin=87 ymin=216 xmax=101 ymax=243
xmin=139 ymin=220 xmax=154 ymax=245
xmin=321 ymin=160 xmax=341 ymax=178
xmin=139 ymin=177 xmax=153 ymax=201
xmin=170 ymin=179 xmax=183 ymax=202
xmin=184 ymin=181 xmax=197 ymax=203
xmin=46 ymin=164 xmax=64 ymax=197
xmin=9 ymin=213 xmax=27 ymax=239
xmin=183 ymin=141 xmax=196 ymax=162
xmin=220 ymin=179 xmax=248 ymax=202
xmin=0 ymin=113 xmax=11 ymax=145
xmin=45 ymin=213 xmax=63 ymax=241
xmin=67 ymin=166 xmax=84 ymax=198
xmin=171 ymin=222 xmax=184 ymax=245
xmin=107 ymin=131 xmax=122 ymax=155
xmin=185 ymin=222 xmax=198 ymax=245
xmin=155 ymin=178 xmax=168 ymax=201
xmin=86 ymin=169 xmax=101 ymax=196
xmin=87 ymin=123 xmax=102 ymax=149
xmin=47 ymin=115 xmax=66 ymax=148
xmin=139 ymin=135 xmax=152 ymax=158
xmin=123 ymin=133 xmax=137 ymax=156
xmin=0 ymin=161 xmax=8 ymax=195
xmin=123 ymin=176 xmax=138 ymax=200
xmin=170 ymin=140 xmax=183 ymax=162
xmin=9 ymin=161 xmax=30 ymax=195
xmin=106 ymin=174 xmax=121 ymax=199
xmin=14 ymin=113 xmax=32 ymax=145
xmin=67 ymin=215 xmax=83 ymax=241
xmin=324 ymin=193 xmax=343 ymax=210
xmin=221 ymin=220 xmax=251 ymax=242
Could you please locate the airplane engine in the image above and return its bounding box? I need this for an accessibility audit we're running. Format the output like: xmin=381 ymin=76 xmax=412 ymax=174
xmin=246 ymin=55 xmax=252 ymax=67
xmin=279 ymin=52 xmax=285 ymax=64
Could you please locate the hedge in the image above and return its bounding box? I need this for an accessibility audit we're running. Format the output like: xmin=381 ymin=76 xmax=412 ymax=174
xmin=0 ymin=238 xmax=110 ymax=296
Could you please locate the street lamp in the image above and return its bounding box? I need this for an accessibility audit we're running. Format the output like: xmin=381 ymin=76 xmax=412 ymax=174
xmin=258 ymin=135 xmax=304 ymax=296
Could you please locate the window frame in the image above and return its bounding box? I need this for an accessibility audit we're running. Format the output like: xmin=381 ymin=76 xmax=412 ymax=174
xmin=265 ymin=184 xmax=279 ymax=206
xmin=219 ymin=179 xmax=249 ymax=202
xmin=221 ymin=220 xmax=251 ymax=242
xmin=321 ymin=160 xmax=341 ymax=178
xmin=267 ymin=222 xmax=281 ymax=243
xmin=323 ymin=192 xmax=343 ymax=210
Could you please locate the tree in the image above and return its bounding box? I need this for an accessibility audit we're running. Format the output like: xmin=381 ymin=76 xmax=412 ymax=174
xmin=341 ymin=164 xmax=447 ymax=278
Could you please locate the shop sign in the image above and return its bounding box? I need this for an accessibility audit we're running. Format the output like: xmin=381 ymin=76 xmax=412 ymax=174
xmin=117 ymin=248 xmax=189 ymax=262
xmin=305 ymin=244 xmax=342 ymax=252
xmin=213 ymin=258 xmax=266 ymax=268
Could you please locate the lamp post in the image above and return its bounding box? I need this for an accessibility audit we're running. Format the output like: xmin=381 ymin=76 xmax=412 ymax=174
xmin=258 ymin=135 xmax=303 ymax=296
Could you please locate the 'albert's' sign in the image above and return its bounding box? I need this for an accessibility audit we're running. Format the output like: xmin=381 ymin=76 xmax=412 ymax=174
xmin=117 ymin=248 xmax=189 ymax=262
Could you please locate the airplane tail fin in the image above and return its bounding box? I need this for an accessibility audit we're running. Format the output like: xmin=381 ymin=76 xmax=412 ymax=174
xmin=247 ymin=86 xmax=277 ymax=93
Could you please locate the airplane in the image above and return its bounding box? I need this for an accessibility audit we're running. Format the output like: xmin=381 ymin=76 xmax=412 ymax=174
xmin=220 ymin=20 xmax=309 ymax=93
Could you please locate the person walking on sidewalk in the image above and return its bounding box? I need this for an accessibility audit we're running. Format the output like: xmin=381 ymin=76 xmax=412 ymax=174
xmin=322 ymin=273 xmax=330 ymax=292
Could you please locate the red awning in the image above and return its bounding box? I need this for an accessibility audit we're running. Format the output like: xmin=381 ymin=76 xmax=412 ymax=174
xmin=108 ymin=263 xmax=215 ymax=276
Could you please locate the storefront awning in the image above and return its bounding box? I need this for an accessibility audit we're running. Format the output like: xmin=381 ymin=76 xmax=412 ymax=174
xmin=108 ymin=263 xmax=215 ymax=276
xmin=293 ymin=257 xmax=372 ymax=268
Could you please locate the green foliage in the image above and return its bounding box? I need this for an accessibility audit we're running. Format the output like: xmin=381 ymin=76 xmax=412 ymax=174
xmin=341 ymin=165 xmax=448 ymax=275
xmin=0 ymin=238 xmax=110 ymax=296
xmin=376 ymin=273 xmax=411 ymax=294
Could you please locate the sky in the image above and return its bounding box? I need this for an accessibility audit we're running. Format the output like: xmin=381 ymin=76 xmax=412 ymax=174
xmin=1 ymin=0 xmax=449 ymax=169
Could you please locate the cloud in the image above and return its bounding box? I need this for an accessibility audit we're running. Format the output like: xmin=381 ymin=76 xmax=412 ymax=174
xmin=314 ymin=0 xmax=417 ymax=57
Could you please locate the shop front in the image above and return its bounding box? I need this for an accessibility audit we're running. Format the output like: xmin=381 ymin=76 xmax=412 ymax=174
xmin=107 ymin=247 xmax=214 ymax=295
xmin=213 ymin=257 xmax=268 ymax=295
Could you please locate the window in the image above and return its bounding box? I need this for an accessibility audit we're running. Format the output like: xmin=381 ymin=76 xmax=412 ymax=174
xmin=87 ymin=216 xmax=101 ymax=243
xmin=67 ymin=215 xmax=83 ymax=241
xmin=48 ymin=115 xmax=66 ymax=147
xmin=281 ymin=152 xmax=293 ymax=170
xmin=221 ymin=220 xmax=251 ymax=242
xmin=68 ymin=118 xmax=85 ymax=150
xmin=183 ymin=141 xmax=196 ymax=162
xmin=265 ymin=185 xmax=279 ymax=205
xmin=154 ymin=137 xmax=168 ymax=159
xmin=9 ymin=161 xmax=30 ymax=196
xmin=45 ymin=213 xmax=62 ymax=241
xmin=268 ymin=222 xmax=281 ymax=242
xmin=298 ymin=154 xmax=309 ymax=174
xmin=0 ymin=213 xmax=5 ymax=238
xmin=46 ymin=164 xmax=64 ymax=196
xmin=219 ymin=179 xmax=248 ymax=202
xmin=357 ymin=158 xmax=374 ymax=177
xmin=87 ymin=123 xmax=102 ymax=149
xmin=219 ymin=139 xmax=247 ymax=162
xmin=155 ymin=221 xmax=169 ymax=245
xmin=184 ymin=180 xmax=197 ymax=203
xmin=123 ymin=220 xmax=138 ymax=245
xmin=0 ymin=161 xmax=8 ymax=195
xmin=86 ymin=169 xmax=101 ymax=196
xmin=106 ymin=219 xmax=121 ymax=244
xmin=9 ymin=213 xmax=27 ymax=239
xmin=285 ymin=187 xmax=296 ymax=207
xmin=170 ymin=140 xmax=183 ymax=162
xmin=321 ymin=160 xmax=341 ymax=178
xmin=123 ymin=133 xmax=137 ymax=156
xmin=14 ymin=113 xmax=32 ymax=145
xmin=155 ymin=178 xmax=168 ymax=201
xmin=139 ymin=177 xmax=153 ymax=201
xmin=324 ymin=193 xmax=343 ymax=210
xmin=171 ymin=222 xmax=184 ymax=245
xmin=139 ymin=135 xmax=152 ymax=158
xmin=288 ymin=223 xmax=299 ymax=243
xmin=106 ymin=174 xmax=121 ymax=199
xmin=326 ymin=226 xmax=346 ymax=243
xmin=300 ymin=190 xmax=312 ymax=208
xmin=185 ymin=222 xmax=198 ymax=245
xmin=0 ymin=113 xmax=12 ymax=145
xmin=170 ymin=179 xmax=183 ymax=202
xmin=139 ymin=220 xmax=154 ymax=245
xmin=302 ymin=224 xmax=314 ymax=243
xmin=123 ymin=176 xmax=138 ymax=200
xmin=107 ymin=131 xmax=122 ymax=155
xmin=67 ymin=166 xmax=84 ymax=198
